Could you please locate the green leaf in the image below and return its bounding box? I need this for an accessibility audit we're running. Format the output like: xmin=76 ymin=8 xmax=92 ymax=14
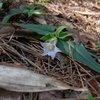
xmin=32 ymin=10 xmax=43 ymax=15
xmin=25 ymin=4 xmax=33 ymax=10
xmin=0 ymin=0 xmax=3 ymax=3
xmin=0 ymin=0 xmax=2 ymax=9
xmin=25 ymin=5 xmax=37 ymax=10
xmin=95 ymin=42 xmax=100 ymax=48
xmin=23 ymin=9 xmax=29 ymax=14
xmin=88 ymin=91 xmax=94 ymax=100
xmin=15 ymin=24 xmax=55 ymax=35
xmin=57 ymin=40 xmax=100 ymax=73
xmin=58 ymin=32 xmax=72 ymax=39
xmin=55 ymin=24 xmax=70 ymax=37
xmin=89 ymin=52 xmax=100 ymax=60
xmin=40 ymin=34 xmax=55 ymax=41
xmin=28 ymin=10 xmax=42 ymax=17
xmin=28 ymin=11 xmax=33 ymax=18
xmin=2 ymin=9 xmax=23 ymax=23
xmin=0 ymin=2 xmax=2 ymax=9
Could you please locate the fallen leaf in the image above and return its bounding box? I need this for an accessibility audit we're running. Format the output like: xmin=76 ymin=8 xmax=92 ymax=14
xmin=0 ymin=88 xmax=22 ymax=100
xmin=0 ymin=26 xmax=15 ymax=34
xmin=0 ymin=65 xmax=87 ymax=92
xmin=38 ymin=92 xmax=60 ymax=100
xmin=56 ymin=53 xmax=69 ymax=66
xmin=0 ymin=26 xmax=15 ymax=37
xmin=48 ymin=91 xmax=63 ymax=98
xmin=34 ymin=16 xmax=47 ymax=25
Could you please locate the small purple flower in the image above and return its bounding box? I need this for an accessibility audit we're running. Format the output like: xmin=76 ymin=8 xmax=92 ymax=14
xmin=41 ymin=40 xmax=61 ymax=59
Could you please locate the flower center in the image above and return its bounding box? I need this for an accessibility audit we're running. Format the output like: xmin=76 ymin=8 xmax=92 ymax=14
xmin=48 ymin=44 xmax=55 ymax=50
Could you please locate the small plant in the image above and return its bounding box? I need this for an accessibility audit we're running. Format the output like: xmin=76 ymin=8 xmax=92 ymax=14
xmin=40 ymin=24 xmax=72 ymax=42
xmin=40 ymin=24 xmax=72 ymax=59
xmin=2 ymin=4 xmax=43 ymax=23
xmin=13 ymin=23 xmax=100 ymax=73
xmin=23 ymin=5 xmax=43 ymax=18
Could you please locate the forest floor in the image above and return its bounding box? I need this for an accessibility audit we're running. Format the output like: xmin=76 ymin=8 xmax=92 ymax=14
xmin=0 ymin=0 xmax=100 ymax=100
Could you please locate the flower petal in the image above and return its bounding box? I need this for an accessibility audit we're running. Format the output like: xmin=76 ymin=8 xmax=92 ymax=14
xmin=45 ymin=50 xmax=56 ymax=59
xmin=41 ymin=42 xmax=48 ymax=48
xmin=54 ymin=47 xmax=61 ymax=53
xmin=50 ymin=39 xmax=57 ymax=45
xmin=42 ymin=51 xmax=48 ymax=56
xmin=41 ymin=40 xmax=62 ymax=59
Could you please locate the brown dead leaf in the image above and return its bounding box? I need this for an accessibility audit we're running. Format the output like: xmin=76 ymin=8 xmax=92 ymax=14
xmin=66 ymin=27 xmax=80 ymax=44
xmin=73 ymin=33 xmax=80 ymax=44
xmin=0 ymin=88 xmax=22 ymax=100
xmin=0 ymin=26 xmax=15 ymax=34
xmin=0 ymin=26 xmax=15 ymax=37
xmin=77 ymin=33 xmax=95 ymax=45
xmin=56 ymin=53 xmax=69 ymax=66
xmin=49 ymin=91 xmax=63 ymax=98
xmin=79 ymin=35 xmax=89 ymax=45
xmin=79 ymin=35 xmax=96 ymax=46
xmin=87 ymin=76 xmax=100 ymax=97
xmin=34 ymin=16 xmax=47 ymax=25
xmin=38 ymin=92 xmax=60 ymax=100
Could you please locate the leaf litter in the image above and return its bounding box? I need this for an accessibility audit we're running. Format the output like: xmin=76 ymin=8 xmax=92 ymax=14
xmin=0 ymin=0 xmax=100 ymax=100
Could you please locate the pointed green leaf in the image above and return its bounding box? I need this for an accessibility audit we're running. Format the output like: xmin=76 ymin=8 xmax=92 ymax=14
xmin=57 ymin=40 xmax=100 ymax=73
xmin=88 ymin=91 xmax=94 ymax=100
xmin=55 ymin=24 xmax=70 ymax=37
xmin=25 ymin=4 xmax=33 ymax=10
xmin=58 ymin=32 xmax=72 ymax=39
xmin=25 ymin=5 xmax=37 ymax=10
xmin=28 ymin=11 xmax=33 ymax=18
xmin=15 ymin=24 xmax=55 ymax=35
xmin=2 ymin=9 xmax=23 ymax=23
xmin=23 ymin=9 xmax=29 ymax=14
xmin=28 ymin=10 xmax=42 ymax=17
xmin=40 ymin=34 xmax=55 ymax=41
xmin=33 ymin=10 xmax=43 ymax=15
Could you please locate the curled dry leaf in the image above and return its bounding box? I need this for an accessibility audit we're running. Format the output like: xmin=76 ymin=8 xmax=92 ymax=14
xmin=0 ymin=65 xmax=87 ymax=92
